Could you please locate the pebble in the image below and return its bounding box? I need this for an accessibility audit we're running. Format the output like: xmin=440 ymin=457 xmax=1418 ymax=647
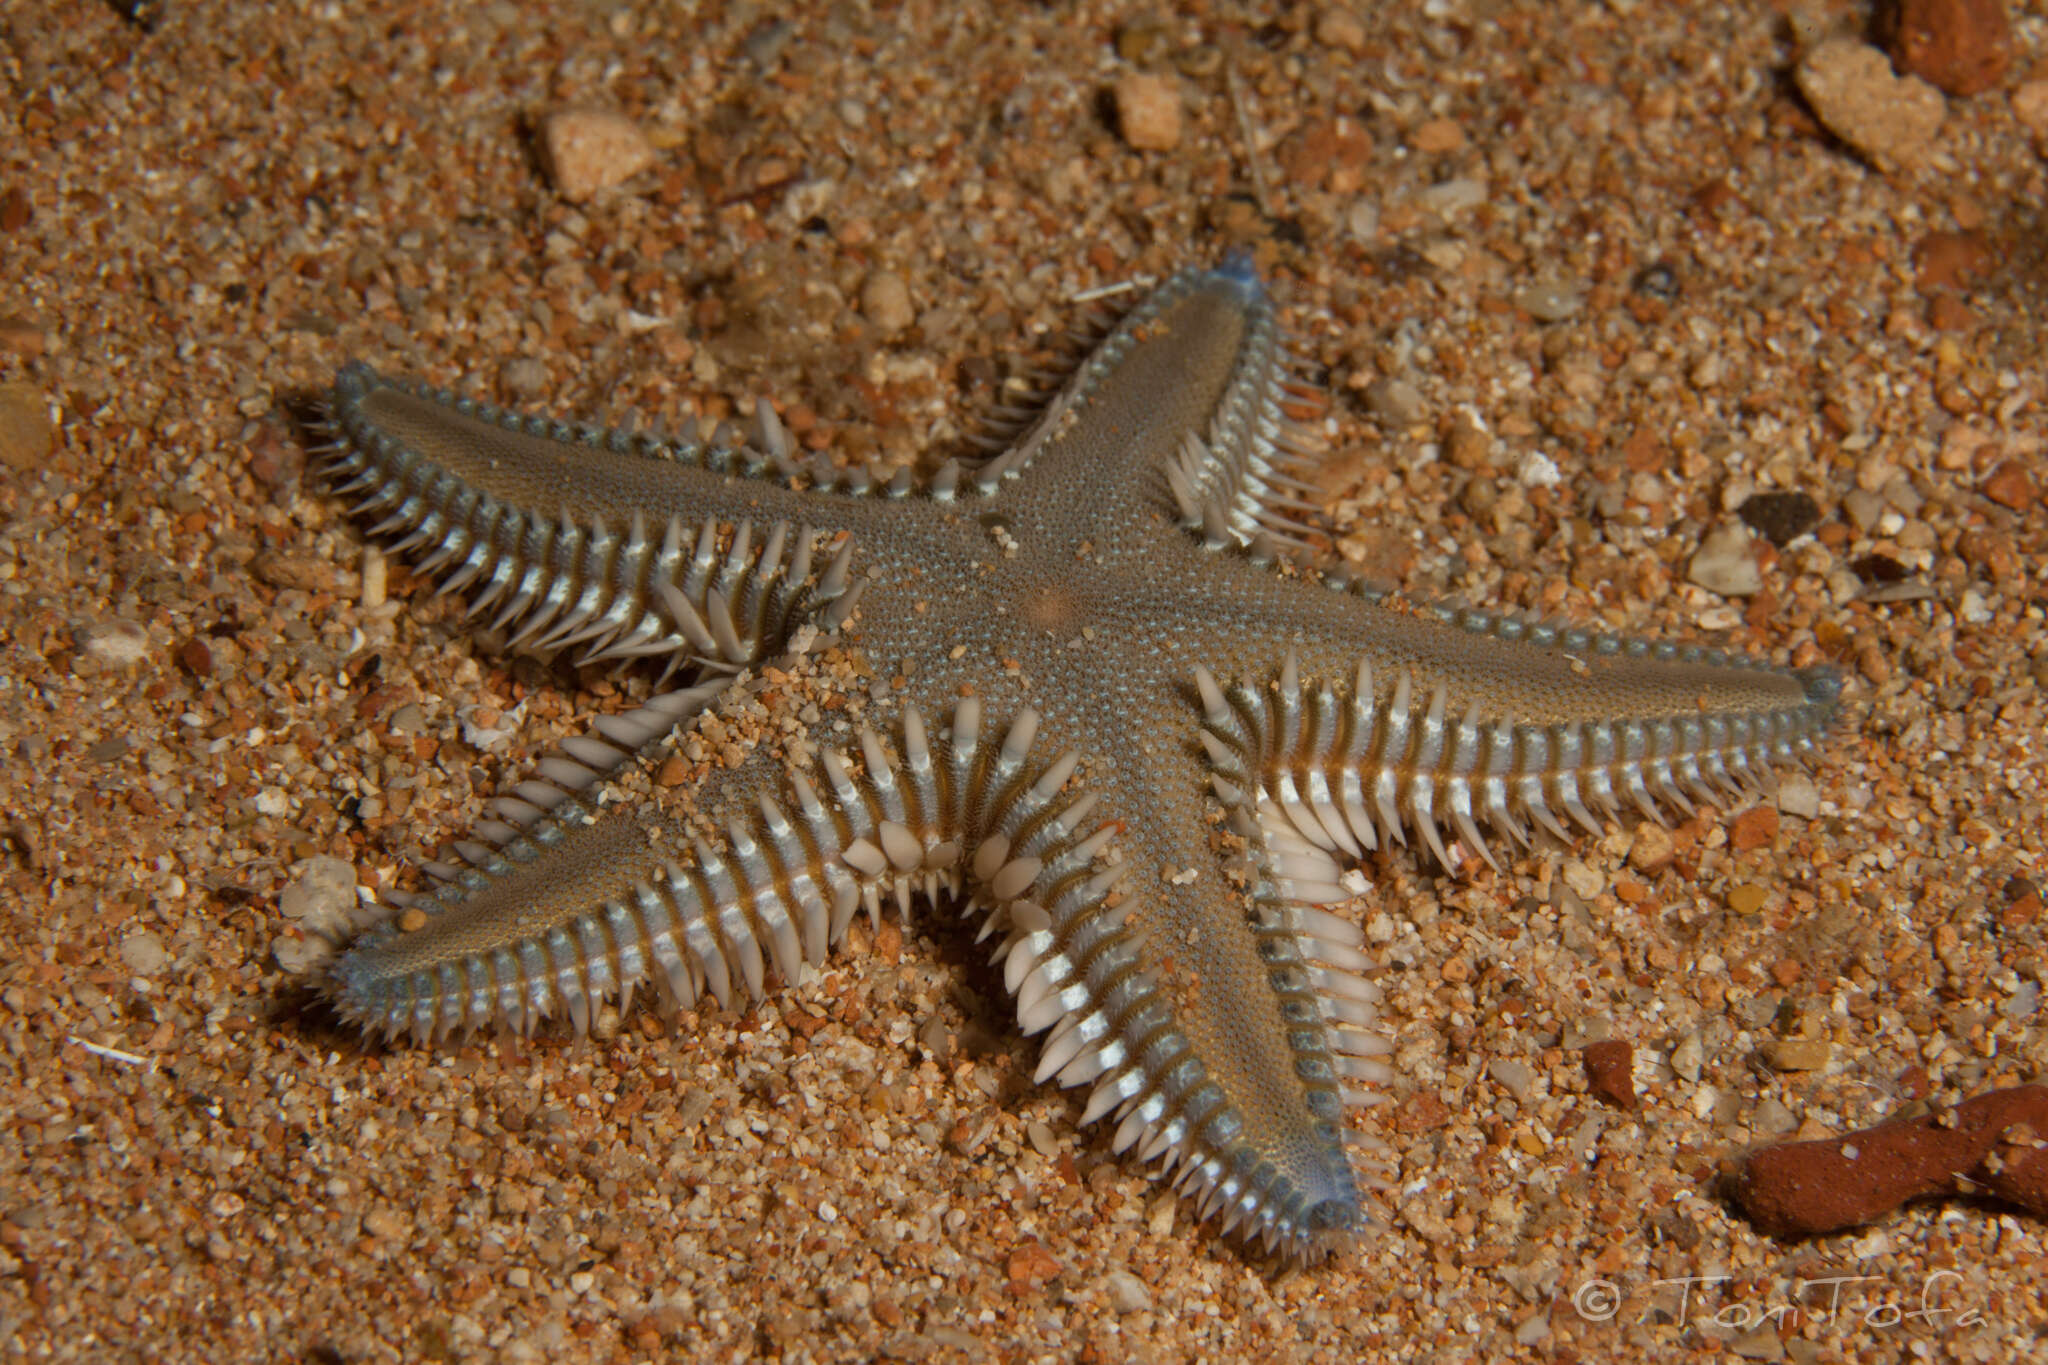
xmin=1728 ymin=805 xmax=1779 ymax=851
xmin=1489 ymin=1057 xmax=1537 ymax=1103
xmin=0 ymin=381 xmax=53 ymax=472
xmin=1580 ymin=1040 xmax=1637 ymax=1110
xmin=279 ymin=856 xmax=360 ymax=928
xmin=1627 ymin=822 xmax=1675 ymax=875
xmin=1762 ymin=1038 xmax=1832 ymax=1072
xmin=1980 ymin=459 xmax=2035 ymax=510
xmin=251 ymin=551 xmax=343 ymax=593
xmin=1668 ymin=1032 xmax=1704 ymax=1083
xmin=1513 ymin=278 xmax=1584 ymax=322
xmin=1687 ymin=522 xmax=1763 ymax=597
xmin=1103 ymin=1267 xmax=1152 ymax=1314
xmin=459 ymin=701 xmax=525 ymax=753
xmin=1315 ymin=7 xmax=1366 ymax=52
xmin=1113 ymin=73 xmax=1182 ymax=151
xmin=1795 ymin=39 xmax=1945 ymax=171
xmin=1841 ymin=486 xmax=1888 ymax=533
xmin=1889 ymin=0 xmax=2012 ymax=98
xmin=359 ymin=547 xmax=387 ymax=610
xmin=540 ymin=108 xmax=656 ymax=202
xmin=120 ymin=931 xmax=170 ymax=977
xmin=1410 ymin=118 xmax=1466 ymax=154
xmin=1736 ymin=490 xmax=1820 ymax=547
xmin=500 ymin=357 xmax=551 ymax=398
xmin=2014 ymin=80 xmax=2048 ymax=138
xmin=77 ymin=619 xmax=150 ymax=667
xmin=1727 ymin=883 xmax=1769 ymax=915
xmin=860 ymin=270 xmax=915 ymax=334
xmin=1365 ymin=376 xmax=1426 ymax=426
xmin=1560 ymin=859 xmax=1604 ymax=901
xmin=1776 ymin=772 xmax=1821 ymax=819
xmin=1414 ymin=177 xmax=1487 ymax=218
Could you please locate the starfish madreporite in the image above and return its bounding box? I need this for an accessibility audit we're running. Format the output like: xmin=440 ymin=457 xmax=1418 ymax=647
xmin=309 ymin=256 xmax=1841 ymax=1260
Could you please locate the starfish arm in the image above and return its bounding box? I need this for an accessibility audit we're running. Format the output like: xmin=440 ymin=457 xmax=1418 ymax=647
xmin=323 ymin=678 xmax=1159 ymax=1057
xmin=1200 ymin=602 xmax=1841 ymax=874
xmin=983 ymin=258 xmax=1331 ymax=559
xmin=317 ymin=365 xmax=894 ymax=675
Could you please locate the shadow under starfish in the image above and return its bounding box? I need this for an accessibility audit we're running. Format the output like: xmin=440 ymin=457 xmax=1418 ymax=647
xmin=300 ymin=253 xmax=1841 ymax=1262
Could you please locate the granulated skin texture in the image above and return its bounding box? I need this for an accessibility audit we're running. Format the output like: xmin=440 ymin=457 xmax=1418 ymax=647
xmin=3 ymin=1 xmax=2045 ymax=1360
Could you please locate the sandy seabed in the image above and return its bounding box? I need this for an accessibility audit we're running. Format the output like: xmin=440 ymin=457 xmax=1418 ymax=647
xmin=2 ymin=1 xmax=2045 ymax=1361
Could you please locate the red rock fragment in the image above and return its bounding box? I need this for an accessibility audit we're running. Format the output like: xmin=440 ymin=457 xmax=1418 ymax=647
xmin=1006 ymin=1239 xmax=1061 ymax=1294
xmin=177 ymin=638 xmax=214 ymax=677
xmin=1889 ymin=0 xmax=2013 ymax=98
xmin=1728 ymin=805 xmax=1779 ymax=851
xmin=1581 ymin=1040 xmax=1638 ymax=1111
xmin=1730 ymin=1085 xmax=2048 ymax=1236
xmin=1394 ymin=1090 xmax=1450 ymax=1134
xmin=0 ymin=187 xmax=28 ymax=233
xmin=1913 ymin=229 xmax=1991 ymax=294
xmin=1981 ymin=460 xmax=2036 ymax=510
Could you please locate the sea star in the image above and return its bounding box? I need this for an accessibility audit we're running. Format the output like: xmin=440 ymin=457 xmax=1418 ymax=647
xmin=309 ymin=255 xmax=1840 ymax=1259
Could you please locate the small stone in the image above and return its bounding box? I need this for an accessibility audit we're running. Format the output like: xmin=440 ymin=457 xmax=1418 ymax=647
xmin=1005 ymin=1239 xmax=1060 ymax=1292
xmin=1796 ymin=39 xmax=1945 ymax=171
xmin=540 ymin=108 xmax=656 ymax=202
xmin=1889 ymin=0 xmax=2012 ymax=98
xmin=359 ymin=547 xmax=387 ymax=609
xmin=458 ymin=701 xmax=524 ymax=753
xmin=860 ymin=270 xmax=915 ymax=335
xmin=1410 ymin=118 xmax=1466 ymax=154
xmin=1914 ymin=230 xmax=1992 ymax=295
xmin=1981 ymin=460 xmax=2035 ymax=510
xmin=0 ymin=381 xmax=53 ymax=472
xmin=2014 ymin=81 xmax=2048 ymax=137
xmin=1490 ymin=1057 xmax=1537 ymax=1103
xmin=1513 ymin=278 xmax=1584 ymax=322
xmin=1763 ymin=1038 xmax=1832 ymax=1072
xmin=1687 ymin=523 xmax=1764 ymax=597
xmin=1729 ymin=805 xmax=1779 ymax=851
xmin=279 ymin=856 xmax=359 ymax=931
xmin=1737 ymin=490 xmax=1821 ymax=547
xmin=1113 ymin=73 xmax=1182 ymax=151
xmin=1443 ymin=409 xmax=1493 ymax=469
xmin=1103 ymin=1267 xmax=1152 ymax=1314
xmin=1669 ymin=1031 xmax=1705 ymax=1083
xmin=1727 ymin=883 xmax=1769 ymax=915
xmin=1561 ymin=858 xmax=1605 ymax=901
xmin=251 ymin=551 xmax=343 ymax=593
xmin=120 ymin=931 xmax=170 ymax=977
xmin=78 ymin=619 xmax=150 ymax=667
xmin=1365 ymin=376 xmax=1426 ymax=427
xmin=501 ymin=357 xmax=551 ymax=398
xmin=1314 ymin=8 xmax=1366 ymax=53
xmin=1628 ymin=822 xmax=1676 ymax=875
xmin=1730 ymin=1327 xmax=1787 ymax=1362
xmin=363 ymin=1205 xmax=413 ymax=1242
xmin=1777 ymin=772 xmax=1821 ymax=819
xmin=1581 ymin=1040 xmax=1637 ymax=1110
xmin=176 ymin=637 xmax=214 ymax=677
xmin=1842 ymin=486 xmax=1888 ymax=533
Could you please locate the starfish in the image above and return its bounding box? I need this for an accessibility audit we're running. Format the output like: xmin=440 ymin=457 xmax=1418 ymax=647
xmin=309 ymin=255 xmax=1840 ymax=1259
